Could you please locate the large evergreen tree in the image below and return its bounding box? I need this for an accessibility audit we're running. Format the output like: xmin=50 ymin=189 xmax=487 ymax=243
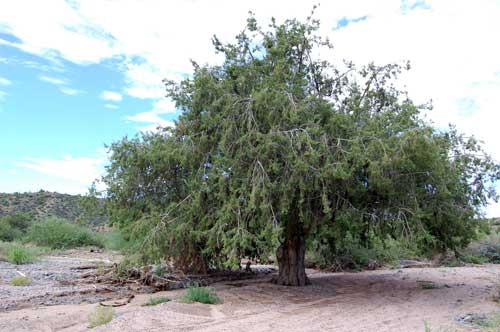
xmin=104 ymin=14 xmax=499 ymax=286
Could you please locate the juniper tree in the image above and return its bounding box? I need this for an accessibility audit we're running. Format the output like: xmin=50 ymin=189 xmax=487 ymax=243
xmin=104 ymin=13 xmax=499 ymax=286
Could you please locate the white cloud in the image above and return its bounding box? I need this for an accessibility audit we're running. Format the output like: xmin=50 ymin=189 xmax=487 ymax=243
xmin=14 ymin=151 xmax=106 ymax=186
xmin=7 ymin=169 xmax=19 ymax=175
xmin=151 ymin=99 xmax=176 ymax=114
xmin=0 ymin=90 xmax=6 ymax=99
xmin=100 ymin=90 xmax=122 ymax=102
xmin=104 ymin=103 xmax=119 ymax=109
xmin=39 ymin=75 xmax=84 ymax=96
xmin=39 ymin=75 xmax=68 ymax=85
xmin=126 ymin=110 xmax=175 ymax=132
xmin=59 ymin=87 xmax=84 ymax=95
xmin=125 ymin=98 xmax=176 ymax=131
xmin=0 ymin=76 xmax=11 ymax=85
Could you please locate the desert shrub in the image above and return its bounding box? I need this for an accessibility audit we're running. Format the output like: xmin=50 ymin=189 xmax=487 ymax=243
xmin=5 ymin=245 xmax=36 ymax=264
xmin=0 ymin=221 xmax=21 ymax=242
xmin=99 ymin=229 xmax=135 ymax=252
xmin=461 ymin=254 xmax=489 ymax=264
xmin=307 ymin=232 xmax=419 ymax=270
xmin=10 ymin=276 xmax=31 ymax=286
xmin=462 ymin=231 xmax=500 ymax=264
xmin=26 ymin=217 xmax=103 ymax=249
xmin=184 ymin=284 xmax=220 ymax=304
xmin=143 ymin=296 xmax=171 ymax=306
xmin=421 ymin=282 xmax=438 ymax=289
xmin=113 ymin=255 xmax=142 ymax=279
xmin=0 ymin=213 xmax=32 ymax=242
xmin=2 ymin=213 xmax=32 ymax=233
xmin=88 ymin=305 xmax=114 ymax=328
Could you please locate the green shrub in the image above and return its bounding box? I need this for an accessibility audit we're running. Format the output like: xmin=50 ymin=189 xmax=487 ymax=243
xmin=10 ymin=276 xmax=31 ymax=286
xmin=88 ymin=305 xmax=114 ymax=328
xmin=421 ymin=282 xmax=438 ymax=289
xmin=462 ymin=232 xmax=500 ymax=264
xmin=99 ymin=230 xmax=135 ymax=252
xmin=5 ymin=245 xmax=35 ymax=264
xmin=308 ymin=232 xmax=419 ymax=270
xmin=0 ymin=213 xmax=32 ymax=242
xmin=184 ymin=284 xmax=220 ymax=304
xmin=461 ymin=254 xmax=489 ymax=264
xmin=0 ymin=221 xmax=21 ymax=242
xmin=143 ymin=296 xmax=171 ymax=306
xmin=26 ymin=218 xmax=103 ymax=249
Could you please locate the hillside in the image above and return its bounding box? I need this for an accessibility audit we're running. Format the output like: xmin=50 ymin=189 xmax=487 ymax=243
xmin=0 ymin=190 xmax=106 ymax=224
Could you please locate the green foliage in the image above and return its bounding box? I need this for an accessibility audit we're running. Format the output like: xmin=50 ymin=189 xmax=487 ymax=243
xmin=143 ymin=296 xmax=171 ymax=306
xmin=421 ymin=282 xmax=438 ymax=289
xmin=88 ymin=305 xmax=114 ymax=328
xmin=470 ymin=312 xmax=500 ymax=331
xmin=308 ymin=232 xmax=419 ymax=269
xmin=184 ymin=284 xmax=220 ymax=304
xmin=26 ymin=217 xmax=103 ymax=249
xmin=113 ymin=256 xmax=141 ymax=278
xmin=103 ymin=13 xmax=500 ymax=275
xmin=10 ymin=276 xmax=31 ymax=286
xmin=0 ymin=213 xmax=32 ymax=242
xmin=99 ymin=229 xmax=135 ymax=252
xmin=0 ymin=191 xmax=105 ymax=224
xmin=461 ymin=254 xmax=489 ymax=264
xmin=77 ymin=183 xmax=108 ymax=226
xmin=5 ymin=244 xmax=36 ymax=264
xmin=460 ymin=227 xmax=500 ymax=264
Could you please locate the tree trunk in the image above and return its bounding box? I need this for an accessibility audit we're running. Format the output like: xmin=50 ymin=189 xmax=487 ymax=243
xmin=274 ymin=220 xmax=310 ymax=286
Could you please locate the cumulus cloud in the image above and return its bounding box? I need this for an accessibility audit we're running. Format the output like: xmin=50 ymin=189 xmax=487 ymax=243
xmin=14 ymin=151 xmax=106 ymax=185
xmin=0 ymin=76 xmax=11 ymax=86
xmin=100 ymin=90 xmax=122 ymax=102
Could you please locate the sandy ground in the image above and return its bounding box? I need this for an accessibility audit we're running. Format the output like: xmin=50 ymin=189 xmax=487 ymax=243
xmin=2 ymin=260 xmax=500 ymax=332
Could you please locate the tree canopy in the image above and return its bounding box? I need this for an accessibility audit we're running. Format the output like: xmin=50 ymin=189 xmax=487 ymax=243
xmin=103 ymin=13 xmax=500 ymax=286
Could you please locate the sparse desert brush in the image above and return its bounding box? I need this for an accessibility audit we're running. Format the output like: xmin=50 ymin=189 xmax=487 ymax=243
xmin=143 ymin=296 xmax=171 ymax=306
xmin=421 ymin=282 xmax=438 ymax=290
xmin=88 ymin=305 xmax=114 ymax=328
xmin=6 ymin=245 xmax=35 ymax=264
xmin=10 ymin=276 xmax=31 ymax=286
xmin=184 ymin=284 xmax=220 ymax=304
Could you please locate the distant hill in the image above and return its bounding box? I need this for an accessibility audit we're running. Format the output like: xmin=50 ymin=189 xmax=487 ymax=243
xmin=0 ymin=190 xmax=107 ymax=224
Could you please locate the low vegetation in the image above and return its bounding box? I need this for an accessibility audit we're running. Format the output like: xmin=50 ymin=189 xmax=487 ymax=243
xmin=143 ymin=296 xmax=171 ymax=306
xmin=9 ymin=275 xmax=31 ymax=286
xmin=88 ymin=305 xmax=114 ymax=328
xmin=0 ymin=213 xmax=32 ymax=242
xmin=5 ymin=244 xmax=36 ymax=264
xmin=420 ymin=282 xmax=438 ymax=290
xmin=184 ymin=284 xmax=220 ymax=304
xmin=25 ymin=217 xmax=103 ymax=249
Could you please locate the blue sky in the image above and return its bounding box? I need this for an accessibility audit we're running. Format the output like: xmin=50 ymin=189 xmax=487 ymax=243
xmin=0 ymin=0 xmax=499 ymax=216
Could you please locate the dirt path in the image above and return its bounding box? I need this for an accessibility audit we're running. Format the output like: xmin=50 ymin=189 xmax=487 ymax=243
xmin=2 ymin=261 xmax=500 ymax=331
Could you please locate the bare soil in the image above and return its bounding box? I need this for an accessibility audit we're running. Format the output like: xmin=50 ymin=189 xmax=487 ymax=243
xmin=2 ymin=251 xmax=500 ymax=332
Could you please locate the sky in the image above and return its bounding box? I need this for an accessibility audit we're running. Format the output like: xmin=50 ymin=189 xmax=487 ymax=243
xmin=0 ymin=0 xmax=499 ymax=216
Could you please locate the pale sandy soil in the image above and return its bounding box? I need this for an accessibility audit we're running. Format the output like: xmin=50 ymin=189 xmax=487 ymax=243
xmin=2 ymin=261 xmax=500 ymax=332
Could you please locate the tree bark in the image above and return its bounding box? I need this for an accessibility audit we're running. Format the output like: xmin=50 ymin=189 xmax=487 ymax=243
xmin=274 ymin=220 xmax=310 ymax=286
